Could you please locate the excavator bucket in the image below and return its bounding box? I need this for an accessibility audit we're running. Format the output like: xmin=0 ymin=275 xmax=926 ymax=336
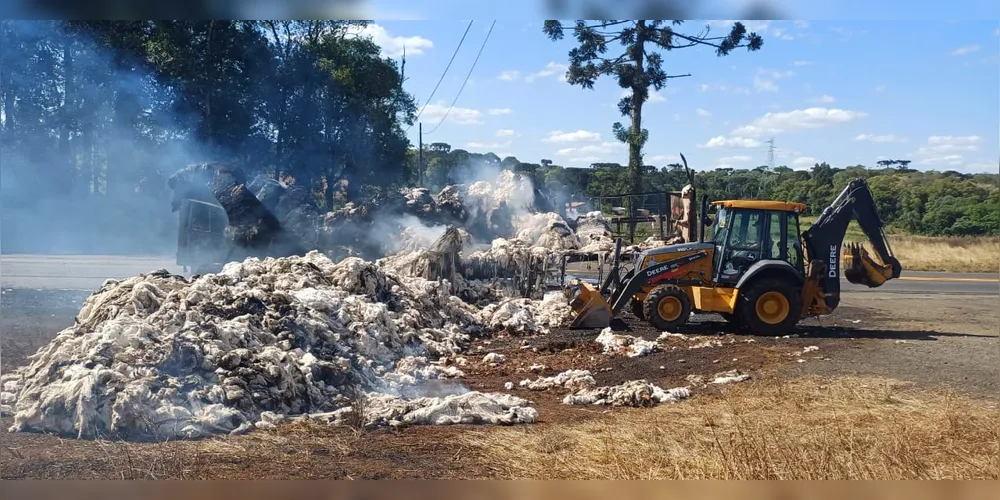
xmin=843 ymin=242 xmax=895 ymax=287
xmin=565 ymin=280 xmax=613 ymax=329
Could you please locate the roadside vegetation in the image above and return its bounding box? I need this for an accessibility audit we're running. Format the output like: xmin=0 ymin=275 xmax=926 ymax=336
xmin=462 ymin=375 xmax=1000 ymax=480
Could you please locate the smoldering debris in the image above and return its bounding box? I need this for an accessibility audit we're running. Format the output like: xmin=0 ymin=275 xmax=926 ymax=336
xmin=0 ymin=252 xmax=546 ymax=440
xmin=1 ymin=167 xmax=700 ymax=441
xmin=171 ymin=165 xmax=644 ymax=293
xmin=562 ymin=380 xmax=691 ymax=407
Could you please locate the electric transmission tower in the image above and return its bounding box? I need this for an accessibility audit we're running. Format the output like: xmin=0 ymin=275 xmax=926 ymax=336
xmin=765 ymin=138 xmax=775 ymax=170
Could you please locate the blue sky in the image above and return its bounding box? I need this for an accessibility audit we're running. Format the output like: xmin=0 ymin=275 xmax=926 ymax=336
xmin=353 ymin=19 xmax=999 ymax=173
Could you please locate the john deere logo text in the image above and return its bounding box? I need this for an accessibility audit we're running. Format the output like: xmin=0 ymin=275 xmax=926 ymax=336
xmin=646 ymin=264 xmax=672 ymax=277
xmin=828 ymin=244 xmax=838 ymax=278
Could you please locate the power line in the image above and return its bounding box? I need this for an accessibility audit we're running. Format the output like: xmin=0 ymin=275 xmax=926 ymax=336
xmin=426 ymin=21 xmax=496 ymax=136
xmin=407 ymin=21 xmax=473 ymax=132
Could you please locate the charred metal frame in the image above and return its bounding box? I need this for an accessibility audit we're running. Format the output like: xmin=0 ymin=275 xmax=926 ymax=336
xmin=588 ymin=190 xmax=684 ymax=244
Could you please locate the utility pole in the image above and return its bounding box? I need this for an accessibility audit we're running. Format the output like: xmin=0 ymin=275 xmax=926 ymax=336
xmin=418 ymin=122 xmax=423 ymax=186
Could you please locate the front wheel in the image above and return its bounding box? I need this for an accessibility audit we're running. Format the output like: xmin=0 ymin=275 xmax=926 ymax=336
xmin=643 ymin=284 xmax=692 ymax=331
xmin=736 ymin=277 xmax=802 ymax=336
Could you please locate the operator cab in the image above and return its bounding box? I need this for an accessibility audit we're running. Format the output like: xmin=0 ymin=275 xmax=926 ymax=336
xmin=708 ymin=200 xmax=807 ymax=286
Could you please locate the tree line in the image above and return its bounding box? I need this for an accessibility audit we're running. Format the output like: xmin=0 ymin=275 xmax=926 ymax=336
xmin=412 ymin=143 xmax=999 ymax=238
xmin=1 ymin=20 xmax=993 ymax=255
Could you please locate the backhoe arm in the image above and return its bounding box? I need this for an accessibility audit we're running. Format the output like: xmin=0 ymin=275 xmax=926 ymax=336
xmin=801 ymin=178 xmax=902 ymax=312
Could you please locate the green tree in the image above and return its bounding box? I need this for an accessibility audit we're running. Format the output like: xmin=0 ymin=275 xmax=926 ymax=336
xmin=542 ymin=20 xmax=763 ymax=199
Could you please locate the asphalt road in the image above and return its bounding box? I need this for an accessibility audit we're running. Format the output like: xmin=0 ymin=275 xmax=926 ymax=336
xmin=1 ymin=254 xmax=182 ymax=291
xmin=0 ymin=253 xmax=997 ymax=295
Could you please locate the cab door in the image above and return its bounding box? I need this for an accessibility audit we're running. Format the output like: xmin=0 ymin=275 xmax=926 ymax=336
xmin=714 ymin=208 xmax=766 ymax=286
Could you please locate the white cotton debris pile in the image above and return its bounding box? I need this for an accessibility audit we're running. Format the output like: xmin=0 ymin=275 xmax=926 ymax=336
xmin=519 ymin=369 xmax=596 ymax=391
xmin=477 ymin=291 xmax=574 ymax=334
xmin=482 ymin=353 xmax=506 ymax=365
xmin=344 ymin=392 xmax=538 ymax=428
xmin=710 ymin=370 xmax=752 ymax=385
xmin=573 ymin=212 xmax=616 ymax=254
xmin=563 ymin=380 xmax=691 ymax=407
xmin=596 ymin=327 xmax=660 ymax=358
xmin=0 ymin=252 xmax=543 ymax=440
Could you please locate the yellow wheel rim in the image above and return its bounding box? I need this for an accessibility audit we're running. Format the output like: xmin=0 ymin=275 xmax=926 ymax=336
xmin=755 ymin=291 xmax=790 ymax=325
xmin=657 ymin=296 xmax=683 ymax=322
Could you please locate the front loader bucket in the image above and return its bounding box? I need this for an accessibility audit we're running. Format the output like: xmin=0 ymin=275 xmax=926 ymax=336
xmin=565 ymin=281 xmax=613 ymax=329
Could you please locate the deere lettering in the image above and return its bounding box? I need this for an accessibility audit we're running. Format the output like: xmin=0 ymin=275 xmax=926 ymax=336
xmin=828 ymin=244 xmax=838 ymax=278
xmin=646 ymin=264 xmax=674 ymax=277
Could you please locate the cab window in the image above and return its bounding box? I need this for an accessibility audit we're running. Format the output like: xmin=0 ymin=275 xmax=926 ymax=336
xmin=786 ymin=214 xmax=803 ymax=271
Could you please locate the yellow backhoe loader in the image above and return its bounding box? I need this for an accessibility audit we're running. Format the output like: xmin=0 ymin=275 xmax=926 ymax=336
xmin=565 ymin=178 xmax=902 ymax=336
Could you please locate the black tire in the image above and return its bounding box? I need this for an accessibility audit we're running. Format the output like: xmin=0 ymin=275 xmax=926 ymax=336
xmin=642 ymin=284 xmax=692 ymax=331
xmin=736 ymin=277 xmax=802 ymax=336
xmin=630 ymin=298 xmax=645 ymax=320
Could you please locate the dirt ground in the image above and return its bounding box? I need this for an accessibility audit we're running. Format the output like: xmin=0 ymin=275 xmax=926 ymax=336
xmin=1 ymin=286 xmax=996 ymax=479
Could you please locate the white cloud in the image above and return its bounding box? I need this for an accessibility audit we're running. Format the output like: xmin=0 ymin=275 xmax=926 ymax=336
xmin=733 ymin=107 xmax=868 ymax=138
xmin=855 ymin=133 xmax=906 ymax=143
xmin=918 ymin=154 xmax=965 ymax=167
xmin=753 ymin=68 xmax=795 ymax=93
xmin=498 ymin=70 xmax=520 ymax=81
xmin=555 ymin=141 xmax=626 ymax=158
xmin=543 ymin=129 xmax=601 ymax=143
xmin=418 ymin=101 xmax=483 ymax=125
xmin=569 ymin=156 xmax=601 ymax=164
xmin=465 ymin=140 xmax=511 ymax=150
xmin=905 ymin=136 xmax=993 ymax=172
xmin=699 ymin=136 xmax=762 ymax=149
xmin=770 ymin=28 xmax=795 ymax=40
xmin=754 ymin=76 xmax=778 ymax=92
xmin=696 ymin=108 xmax=711 ymax=117
xmin=487 ymin=108 xmax=512 ymax=116
xmin=647 ymin=155 xmax=672 ymax=163
xmin=794 ymin=21 xmax=810 ymax=29
xmin=949 ymin=44 xmax=981 ymax=56
xmin=913 ymin=135 xmax=981 ymax=156
xmin=811 ymin=95 xmax=836 ymax=104
xmin=874 ymin=84 xmax=887 ymax=92
xmin=793 ymin=157 xmax=817 ymax=167
xmin=495 ymin=129 xmax=518 ymax=137
xmin=700 ymin=82 xmax=752 ymax=95
xmin=525 ymin=62 xmax=569 ymax=83
xmin=701 ymin=107 xmax=867 ymax=149
xmin=792 ymin=60 xmax=812 ymax=66
xmin=347 ymin=23 xmax=433 ymax=58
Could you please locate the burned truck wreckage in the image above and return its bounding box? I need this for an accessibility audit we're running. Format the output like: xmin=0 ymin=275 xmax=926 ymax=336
xmin=168 ymin=162 xmax=690 ymax=299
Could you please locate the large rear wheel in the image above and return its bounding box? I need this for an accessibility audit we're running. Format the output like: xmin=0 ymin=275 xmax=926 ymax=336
xmin=643 ymin=284 xmax=692 ymax=331
xmin=736 ymin=277 xmax=802 ymax=336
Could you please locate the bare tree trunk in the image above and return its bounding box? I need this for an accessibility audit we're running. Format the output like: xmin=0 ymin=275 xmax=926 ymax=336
xmin=204 ymin=21 xmax=215 ymax=149
xmin=627 ymin=20 xmax=647 ymax=242
xmin=0 ymin=22 xmax=16 ymax=139
xmin=58 ymin=38 xmax=74 ymax=197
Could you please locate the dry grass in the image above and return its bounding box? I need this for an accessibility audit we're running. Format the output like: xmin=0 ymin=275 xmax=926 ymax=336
xmin=888 ymin=235 xmax=999 ymax=273
xmin=799 ymin=216 xmax=999 ymax=273
xmin=461 ymin=375 xmax=1000 ymax=480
